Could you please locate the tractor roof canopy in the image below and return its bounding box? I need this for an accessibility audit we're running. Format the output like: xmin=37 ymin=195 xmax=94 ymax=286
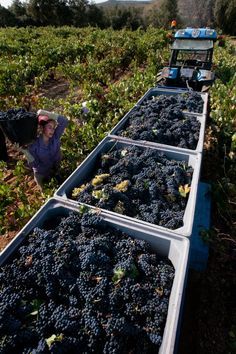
xmin=172 ymin=39 xmax=214 ymax=50
xmin=175 ymin=28 xmax=217 ymax=41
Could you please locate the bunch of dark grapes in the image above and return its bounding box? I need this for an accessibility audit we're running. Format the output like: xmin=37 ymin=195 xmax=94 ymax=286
xmin=73 ymin=145 xmax=193 ymax=230
xmin=0 ymin=108 xmax=36 ymax=121
xmin=117 ymin=93 xmax=202 ymax=149
xmin=143 ymin=91 xmax=204 ymax=113
xmin=0 ymin=211 xmax=175 ymax=353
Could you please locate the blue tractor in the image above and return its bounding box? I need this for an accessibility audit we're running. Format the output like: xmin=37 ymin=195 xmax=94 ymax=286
xmin=158 ymin=28 xmax=218 ymax=92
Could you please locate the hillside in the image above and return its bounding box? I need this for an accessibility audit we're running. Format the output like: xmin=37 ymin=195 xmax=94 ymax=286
xmin=98 ymin=0 xmax=151 ymax=8
xmin=98 ymin=0 xmax=213 ymax=27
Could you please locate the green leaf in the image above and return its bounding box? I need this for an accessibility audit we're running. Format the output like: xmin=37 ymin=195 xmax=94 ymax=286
xmin=92 ymin=174 xmax=110 ymax=186
xmin=72 ymin=184 xmax=88 ymax=197
xmin=92 ymin=189 xmax=109 ymax=201
xmin=26 ymin=299 xmax=44 ymax=318
xmin=112 ymin=267 xmax=126 ymax=284
xmin=121 ymin=149 xmax=128 ymax=157
xmin=78 ymin=205 xmax=90 ymax=214
xmin=114 ymin=180 xmax=129 ymax=192
xmin=46 ymin=334 xmax=64 ymax=348
xmin=127 ymin=263 xmax=139 ymax=279
xmin=30 ymin=310 xmax=39 ymax=316
xmin=152 ymin=129 xmax=158 ymax=135
xmin=179 ymin=184 xmax=191 ymax=198
xmin=112 ymin=263 xmax=139 ymax=284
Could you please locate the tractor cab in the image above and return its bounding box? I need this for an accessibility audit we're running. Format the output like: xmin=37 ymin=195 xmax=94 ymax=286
xmin=160 ymin=28 xmax=217 ymax=91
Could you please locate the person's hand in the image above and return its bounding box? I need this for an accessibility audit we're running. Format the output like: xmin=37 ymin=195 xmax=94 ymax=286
xmin=13 ymin=142 xmax=21 ymax=151
xmin=37 ymin=109 xmax=59 ymax=121
xmin=38 ymin=114 xmax=49 ymax=124
xmin=13 ymin=143 xmax=34 ymax=163
xmin=21 ymin=148 xmax=35 ymax=163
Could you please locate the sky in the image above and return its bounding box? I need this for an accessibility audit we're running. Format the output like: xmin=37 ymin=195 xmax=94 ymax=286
xmin=0 ymin=0 xmax=108 ymax=7
xmin=0 ymin=0 xmax=12 ymax=7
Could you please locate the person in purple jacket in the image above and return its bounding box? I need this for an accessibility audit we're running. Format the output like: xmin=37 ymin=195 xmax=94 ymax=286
xmin=24 ymin=110 xmax=69 ymax=189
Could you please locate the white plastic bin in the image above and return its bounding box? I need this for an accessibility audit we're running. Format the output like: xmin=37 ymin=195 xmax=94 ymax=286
xmin=55 ymin=137 xmax=202 ymax=237
xmin=0 ymin=197 xmax=190 ymax=354
xmin=109 ymin=111 xmax=206 ymax=154
xmin=136 ymin=86 xmax=208 ymax=116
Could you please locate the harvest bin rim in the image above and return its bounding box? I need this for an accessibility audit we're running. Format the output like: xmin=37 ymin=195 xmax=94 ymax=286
xmin=108 ymin=111 xmax=206 ymax=154
xmin=108 ymin=85 xmax=207 ymax=154
xmin=54 ymin=137 xmax=202 ymax=237
xmin=0 ymin=197 xmax=190 ymax=354
xmin=135 ymin=86 xmax=209 ymax=116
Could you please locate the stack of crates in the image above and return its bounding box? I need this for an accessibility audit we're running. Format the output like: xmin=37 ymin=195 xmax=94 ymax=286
xmin=0 ymin=86 xmax=211 ymax=353
xmin=55 ymin=87 xmax=210 ymax=270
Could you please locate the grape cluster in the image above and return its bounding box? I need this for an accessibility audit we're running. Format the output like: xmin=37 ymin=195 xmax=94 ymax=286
xmin=0 ymin=108 xmax=36 ymax=122
xmin=73 ymin=145 xmax=193 ymax=230
xmin=117 ymin=92 xmax=202 ymax=149
xmin=0 ymin=108 xmax=38 ymax=145
xmin=0 ymin=212 xmax=175 ymax=353
xmin=143 ymin=91 xmax=204 ymax=113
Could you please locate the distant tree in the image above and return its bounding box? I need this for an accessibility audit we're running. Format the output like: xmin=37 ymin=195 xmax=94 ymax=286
xmin=9 ymin=0 xmax=32 ymax=26
xmin=110 ymin=8 xmax=126 ymax=30
xmin=26 ymin=0 xmax=51 ymax=25
xmin=9 ymin=0 xmax=26 ymax=17
xmin=144 ymin=0 xmax=179 ymax=28
xmin=143 ymin=0 xmax=162 ymax=28
xmin=145 ymin=10 xmax=161 ymax=28
xmin=105 ymin=6 xmax=143 ymax=30
xmin=26 ymin=0 xmax=70 ymax=26
xmin=205 ymin=0 xmax=216 ymax=27
xmin=188 ymin=0 xmax=215 ymax=27
xmin=54 ymin=0 xmax=71 ymax=26
xmin=214 ymin=0 xmax=236 ymax=35
xmin=67 ymin=0 xmax=89 ymax=27
xmin=87 ymin=4 xmax=108 ymax=28
xmin=0 ymin=5 xmax=17 ymax=26
xmin=159 ymin=0 xmax=178 ymax=28
xmin=128 ymin=8 xmax=144 ymax=30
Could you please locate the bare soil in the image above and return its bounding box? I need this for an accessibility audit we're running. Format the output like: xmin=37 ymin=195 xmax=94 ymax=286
xmin=178 ymin=123 xmax=236 ymax=354
xmin=0 ymin=141 xmax=43 ymax=251
xmin=38 ymin=77 xmax=70 ymax=100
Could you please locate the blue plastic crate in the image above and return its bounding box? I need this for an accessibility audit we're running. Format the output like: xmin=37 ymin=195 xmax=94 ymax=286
xmin=189 ymin=182 xmax=211 ymax=271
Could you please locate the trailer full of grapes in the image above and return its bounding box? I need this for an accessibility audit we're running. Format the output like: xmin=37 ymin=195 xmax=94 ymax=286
xmin=0 ymin=27 xmax=216 ymax=354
